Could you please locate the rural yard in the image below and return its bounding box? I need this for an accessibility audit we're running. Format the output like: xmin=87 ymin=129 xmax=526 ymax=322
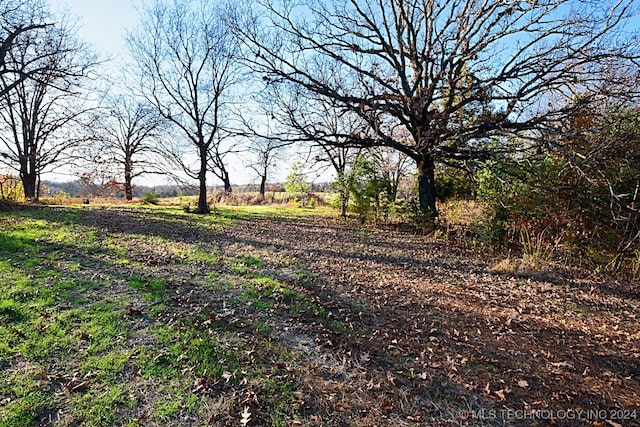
xmin=1 ymin=205 xmax=639 ymax=426
xmin=2 ymin=0 xmax=639 ymax=425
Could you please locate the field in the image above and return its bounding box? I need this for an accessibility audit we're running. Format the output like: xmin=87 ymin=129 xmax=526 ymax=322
xmin=1 ymin=204 xmax=639 ymax=426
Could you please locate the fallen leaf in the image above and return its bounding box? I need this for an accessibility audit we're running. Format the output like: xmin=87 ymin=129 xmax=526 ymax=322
xmin=240 ymin=406 xmax=251 ymax=426
xmin=386 ymin=373 xmax=396 ymax=385
xmin=517 ymin=380 xmax=529 ymax=388
xmin=381 ymin=400 xmax=394 ymax=411
xmin=65 ymin=380 xmax=91 ymax=393
xmin=551 ymin=361 xmax=574 ymax=369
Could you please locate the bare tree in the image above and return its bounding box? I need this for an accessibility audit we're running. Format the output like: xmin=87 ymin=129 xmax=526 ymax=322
xmin=0 ymin=6 xmax=97 ymax=199
xmin=246 ymin=137 xmax=284 ymax=198
xmin=304 ymin=109 xmax=364 ymax=218
xmin=89 ymin=94 xmax=168 ymax=200
xmin=208 ymin=140 xmax=236 ymax=194
xmin=128 ymin=0 xmax=242 ymax=213
xmin=317 ymin=143 xmax=359 ymax=218
xmin=231 ymin=0 xmax=640 ymax=219
xmin=257 ymin=80 xmax=365 ymax=216
xmin=234 ymin=82 xmax=299 ymax=199
xmin=0 ymin=0 xmax=50 ymax=97
xmin=557 ymin=98 xmax=640 ymax=268
xmin=369 ymin=146 xmax=412 ymax=203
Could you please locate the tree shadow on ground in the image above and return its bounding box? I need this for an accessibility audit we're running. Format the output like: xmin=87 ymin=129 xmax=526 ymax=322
xmin=11 ymin=206 xmax=640 ymax=426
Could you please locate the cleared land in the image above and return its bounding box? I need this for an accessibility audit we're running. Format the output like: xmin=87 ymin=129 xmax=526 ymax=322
xmin=0 ymin=205 xmax=638 ymax=426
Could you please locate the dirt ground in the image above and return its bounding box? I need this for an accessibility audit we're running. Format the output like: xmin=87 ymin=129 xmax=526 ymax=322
xmin=75 ymin=207 xmax=640 ymax=426
xmin=5 ymin=205 xmax=639 ymax=426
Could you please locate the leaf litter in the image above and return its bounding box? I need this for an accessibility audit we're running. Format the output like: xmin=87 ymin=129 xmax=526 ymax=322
xmin=2 ymin=206 xmax=639 ymax=426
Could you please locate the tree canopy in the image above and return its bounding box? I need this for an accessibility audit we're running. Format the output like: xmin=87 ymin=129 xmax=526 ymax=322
xmin=127 ymin=0 xmax=242 ymax=213
xmin=231 ymin=0 xmax=640 ymax=217
xmin=0 ymin=1 xmax=97 ymax=199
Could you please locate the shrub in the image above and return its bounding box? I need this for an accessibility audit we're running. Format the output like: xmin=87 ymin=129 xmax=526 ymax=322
xmin=284 ymin=163 xmax=310 ymax=196
xmin=142 ymin=190 xmax=160 ymax=205
xmin=307 ymin=196 xmax=316 ymax=209
xmin=347 ymin=156 xmax=396 ymax=223
xmin=435 ymin=165 xmax=476 ymax=202
xmin=0 ymin=175 xmax=25 ymax=202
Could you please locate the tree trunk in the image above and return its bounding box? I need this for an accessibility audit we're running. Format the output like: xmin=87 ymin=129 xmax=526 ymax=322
xmin=336 ymin=172 xmax=348 ymax=218
xmin=417 ymin=154 xmax=437 ymax=220
xmin=124 ymin=158 xmax=133 ymax=200
xmin=20 ymin=156 xmax=37 ymax=199
xmin=223 ymin=174 xmax=232 ymax=193
xmin=196 ymin=153 xmax=210 ymax=214
xmin=339 ymin=188 xmax=348 ymax=219
xmin=259 ymin=173 xmax=266 ymax=197
xmin=21 ymin=173 xmax=37 ymax=199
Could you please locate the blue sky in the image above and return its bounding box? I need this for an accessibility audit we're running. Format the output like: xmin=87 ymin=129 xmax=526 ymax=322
xmin=51 ymin=0 xmax=140 ymax=63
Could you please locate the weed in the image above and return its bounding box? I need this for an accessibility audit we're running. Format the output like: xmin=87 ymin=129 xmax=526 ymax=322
xmin=155 ymin=396 xmax=182 ymax=419
xmin=171 ymin=244 xmax=219 ymax=264
xmin=253 ymin=321 xmax=272 ymax=335
xmin=244 ymin=295 xmax=274 ymax=311
xmin=294 ymin=272 xmax=309 ymax=281
xmin=565 ymin=302 xmax=594 ymax=316
xmin=258 ymin=378 xmax=302 ymax=425
xmin=193 ymin=246 xmax=219 ymax=263
xmin=520 ymin=227 xmax=555 ymax=266
xmin=329 ymin=319 xmax=354 ymax=334
xmin=237 ymin=255 xmax=265 ymax=268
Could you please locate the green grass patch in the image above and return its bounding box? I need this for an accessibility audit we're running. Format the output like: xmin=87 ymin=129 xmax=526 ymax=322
xmin=171 ymin=244 xmax=219 ymax=264
xmin=240 ymin=276 xmax=303 ymax=312
xmin=69 ymin=383 xmax=136 ymax=426
xmin=81 ymin=350 xmax=130 ymax=380
xmin=258 ymin=378 xmax=303 ymax=425
xmin=230 ymin=255 xmax=265 ymax=276
xmin=0 ymin=204 xmax=336 ymax=425
xmin=137 ymin=346 xmax=180 ymax=380
xmin=0 ymin=363 xmax=54 ymax=427
xmin=237 ymin=255 xmax=265 ymax=268
xmin=0 ymin=299 xmax=28 ymax=323
xmin=217 ymin=205 xmax=334 ymax=220
xmin=140 ymin=321 xmax=246 ymax=383
xmin=191 ymin=245 xmax=220 ymax=263
xmin=127 ymin=276 xmax=167 ymax=303
xmin=250 ymin=276 xmax=303 ymax=303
